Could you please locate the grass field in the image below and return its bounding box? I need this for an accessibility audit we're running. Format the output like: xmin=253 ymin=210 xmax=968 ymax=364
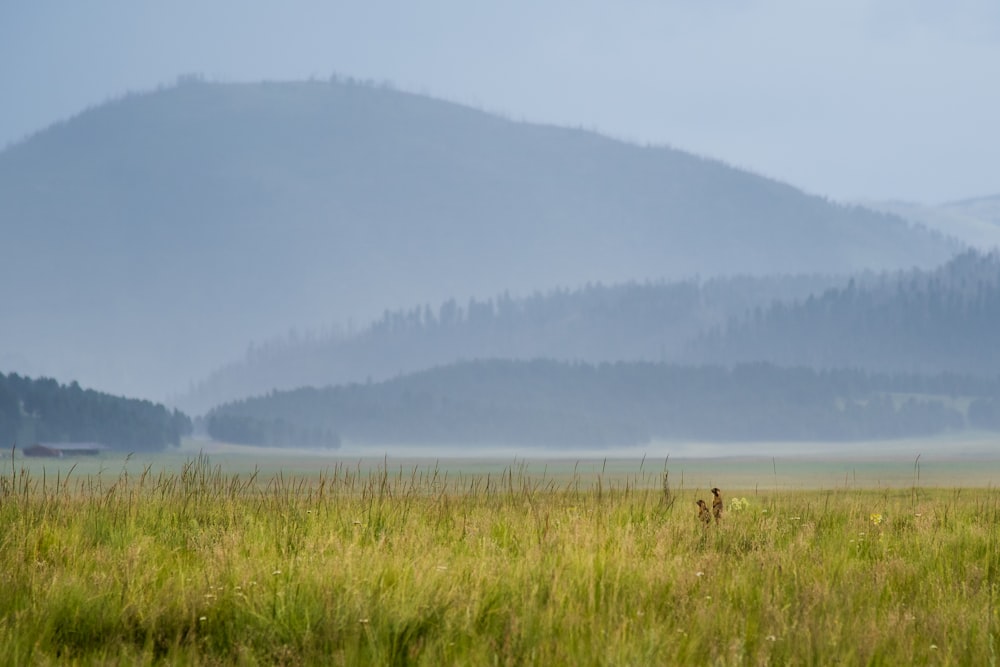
xmin=3 ymin=441 xmax=999 ymax=664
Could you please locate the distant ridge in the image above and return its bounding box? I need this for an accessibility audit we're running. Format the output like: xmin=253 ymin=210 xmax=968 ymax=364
xmin=0 ymin=78 xmax=959 ymax=401
xmin=860 ymin=194 xmax=1000 ymax=249
xmin=691 ymin=249 xmax=1000 ymax=375
xmin=181 ymin=251 xmax=1000 ymax=414
xmin=178 ymin=273 xmax=848 ymax=414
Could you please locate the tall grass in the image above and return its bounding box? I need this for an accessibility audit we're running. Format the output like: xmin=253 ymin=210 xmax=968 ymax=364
xmin=1 ymin=451 xmax=998 ymax=665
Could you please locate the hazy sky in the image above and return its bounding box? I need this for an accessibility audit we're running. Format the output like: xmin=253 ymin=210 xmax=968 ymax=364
xmin=2 ymin=1 xmax=998 ymax=204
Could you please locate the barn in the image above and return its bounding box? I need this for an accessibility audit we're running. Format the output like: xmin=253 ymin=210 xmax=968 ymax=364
xmin=21 ymin=442 xmax=111 ymax=457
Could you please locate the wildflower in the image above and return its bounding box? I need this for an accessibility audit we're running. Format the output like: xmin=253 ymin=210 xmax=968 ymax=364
xmin=870 ymin=513 xmax=883 ymax=526
xmin=272 ymin=570 xmax=282 ymax=575
xmin=199 ymin=616 xmax=207 ymax=622
xmin=728 ymin=497 xmax=750 ymax=512
xmin=930 ymin=644 xmax=938 ymax=650
xmin=695 ymin=571 xmax=705 ymax=577
xmin=765 ymin=635 xmax=777 ymax=642
xmin=359 ymin=618 xmax=370 ymax=625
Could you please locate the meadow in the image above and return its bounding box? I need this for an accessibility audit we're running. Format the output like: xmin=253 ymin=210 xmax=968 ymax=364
xmin=2 ymin=443 xmax=999 ymax=665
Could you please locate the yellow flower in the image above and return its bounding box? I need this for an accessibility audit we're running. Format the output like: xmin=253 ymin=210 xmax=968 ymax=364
xmin=728 ymin=497 xmax=750 ymax=512
xmin=870 ymin=513 xmax=883 ymax=526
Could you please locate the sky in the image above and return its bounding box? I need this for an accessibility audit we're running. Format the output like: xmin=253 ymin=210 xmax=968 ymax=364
xmin=2 ymin=0 xmax=998 ymax=205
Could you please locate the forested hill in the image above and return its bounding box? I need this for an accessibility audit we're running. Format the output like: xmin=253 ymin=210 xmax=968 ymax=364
xmin=0 ymin=373 xmax=191 ymax=451
xmin=183 ymin=251 xmax=1000 ymax=413
xmin=691 ymin=250 xmax=1000 ymax=375
xmin=180 ymin=272 xmax=847 ymax=413
xmin=0 ymin=77 xmax=958 ymax=402
xmin=206 ymin=359 xmax=1000 ymax=449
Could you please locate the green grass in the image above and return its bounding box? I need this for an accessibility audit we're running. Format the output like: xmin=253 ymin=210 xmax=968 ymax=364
xmin=2 ymin=451 xmax=999 ymax=665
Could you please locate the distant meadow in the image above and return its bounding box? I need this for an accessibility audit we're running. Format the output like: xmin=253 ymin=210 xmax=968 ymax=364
xmin=9 ymin=433 xmax=1000 ymax=489
xmin=4 ymin=438 xmax=999 ymax=664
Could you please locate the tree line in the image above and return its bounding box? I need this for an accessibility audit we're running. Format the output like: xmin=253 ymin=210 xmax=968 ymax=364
xmin=184 ymin=250 xmax=1000 ymax=416
xmin=692 ymin=250 xmax=1000 ymax=375
xmin=183 ymin=272 xmax=846 ymax=413
xmin=0 ymin=372 xmax=191 ymax=451
xmin=206 ymin=359 xmax=1000 ymax=449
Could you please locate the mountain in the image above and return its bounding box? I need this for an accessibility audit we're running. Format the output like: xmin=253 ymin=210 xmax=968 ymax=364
xmin=205 ymin=359 xmax=1000 ymax=448
xmin=860 ymin=195 xmax=1000 ymax=249
xmin=0 ymin=77 xmax=959 ymax=402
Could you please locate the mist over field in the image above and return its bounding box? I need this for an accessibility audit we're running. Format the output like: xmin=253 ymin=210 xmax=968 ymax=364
xmin=266 ymin=435 xmax=1000 ymax=480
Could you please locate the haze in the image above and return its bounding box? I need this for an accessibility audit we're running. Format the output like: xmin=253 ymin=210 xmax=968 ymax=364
xmin=3 ymin=0 xmax=999 ymax=204
xmin=2 ymin=0 xmax=1000 ymax=419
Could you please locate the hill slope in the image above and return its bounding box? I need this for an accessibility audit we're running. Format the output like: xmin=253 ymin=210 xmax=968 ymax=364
xmin=179 ymin=273 xmax=846 ymax=414
xmin=691 ymin=250 xmax=1000 ymax=375
xmin=184 ymin=251 xmax=1000 ymax=414
xmin=861 ymin=195 xmax=1000 ymax=249
xmin=0 ymin=78 xmax=958 ymax=401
